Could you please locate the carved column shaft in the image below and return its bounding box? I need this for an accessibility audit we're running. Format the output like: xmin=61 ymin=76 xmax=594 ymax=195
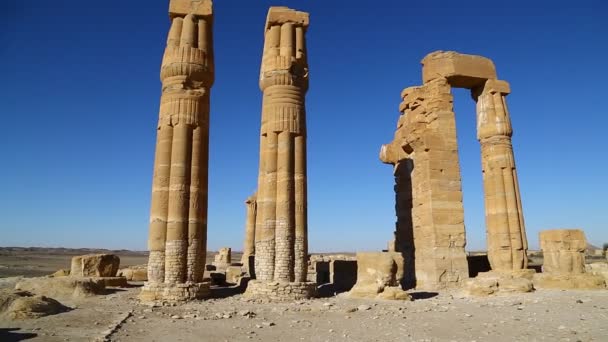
xmin=146 ymin=3 xmax=213 ymax=290
xmin=242 ymin=194 xmax=257 ymax=263
xmin=474 ymin=79 xmax=527 ymax=272
xmin=254 ymin=8 xmax=309 ymax=284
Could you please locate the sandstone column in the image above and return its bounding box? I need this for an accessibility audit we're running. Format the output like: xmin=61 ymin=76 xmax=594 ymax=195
xmin=245 ymin=7 xmax=316 ymax=300
xmin=141 ymin=0 xmax=214 ymax=302
xmin=473 ymin=79 xmax=528 ymax=272
xmin=242 ymin=193 xmax=257 ymax=265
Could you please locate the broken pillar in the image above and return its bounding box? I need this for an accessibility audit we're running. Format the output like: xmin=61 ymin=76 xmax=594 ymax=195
xmin=533 ymin=229 xmax=605 ymax=289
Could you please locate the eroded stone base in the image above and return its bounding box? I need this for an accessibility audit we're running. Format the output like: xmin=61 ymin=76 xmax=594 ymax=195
xmin=347 ymin=285 xmax=412 ymax=301
xmin=463 ymin=270 xmax=535 ymax=296
xmin=100 ymin=277 xmax=128 ymax=287
xmin=244 ymin=280 xmax=316 ymax=301
xmin=533 ymin=273 xmax=606 ymax=290
xmin=139 ymin=281 xmax=211 ymax=302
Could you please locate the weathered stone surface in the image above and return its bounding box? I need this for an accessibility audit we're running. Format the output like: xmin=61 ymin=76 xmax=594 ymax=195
xmin=244 ymin=280 xmax=316 ymax=301
xmin=50 ymin=269 xmax=70 ymax=277
xmin=101 ymin=277 xmax=128 ymax=287
xmin=139 ymin=282 xmax=210 ymax=302
xmin=70 ymin=254 xmax=120 ymax=277
xmin=381 ymin=77 xmax=469 ymax=290
xmin=15 ymin=277 xmax=105 ymax=298
xmin=226 ymin=266 xmax=245 ymax=284
xmin=0 ymin=290 xmax=69 ymax=320
xmin=247 ymin=6 xmax=315 ymax=300
xmin=540 ymin=229 xmax=586 ymax=274
xmin=117 ymin=265 xmax=148 ymax=281
xmin=143 ymin=0 xmax=214 ymax=302
xmin=533 ymin=229 xmax=606 ymax=289
xmin=421 ymin=51 xmax=496 ymax=88
xmin=463 ymin=270 xmax=535 ymax=296
xmin=242 ymin=193 xmax=257 ymax=267
xmin=586 ymin=263 xmax=608 ymax=283
xmin=381 ymin=51 xmax=529 ymax=290
xmin=169 ymin=0 xmax=213 ymax=18
xmin=533 ymin=274 xmax=605 ymax=290
xmin=213 ymin=248 xmax=232 ymax=269
xmin=347 ymin=252 xmax=411 ymax=300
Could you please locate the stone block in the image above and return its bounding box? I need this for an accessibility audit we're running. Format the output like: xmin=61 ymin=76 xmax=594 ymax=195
xmin=266 ymin=6 xmax=309 ymax=29
xmin=70 ymin=254 xmax=120 ymax=277
xmin=533 ymin=273 xmax=605 ymax=290
xmin=117 ymin=265 xmax=148 ymax=281
xmin=169 ymin=0 xmax=213 ymax=18
xmin=422 ymin=51 xmax=497 ymax=88
xmin=348 ymin=252 xmax=410 ymax=300
xmin=540 ymin=229 xmax=587 ymax=275
xmin=226 ymin=266 xmax=245 ymax=284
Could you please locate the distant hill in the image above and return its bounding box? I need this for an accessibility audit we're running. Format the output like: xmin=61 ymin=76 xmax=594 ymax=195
xmin=0 ymin=247 xmax=148 ymax=256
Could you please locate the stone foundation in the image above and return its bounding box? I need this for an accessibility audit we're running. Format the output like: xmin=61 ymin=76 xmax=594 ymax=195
xmin=244 ymin=280 xmax=316 ymax=301
xmin=463 ymin=270 xmax=535 ymax=296
xmin=99 ymin=277 xmax=128 ymax=287
xmin=139 ymin=281 xmax=210 ymax=302
xmin=533 ymin=273 xmax=605 ymax=290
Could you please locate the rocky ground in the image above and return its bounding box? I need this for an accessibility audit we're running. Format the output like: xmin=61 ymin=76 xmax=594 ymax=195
xmin=1 ymin=276 xmax=607 ymax=342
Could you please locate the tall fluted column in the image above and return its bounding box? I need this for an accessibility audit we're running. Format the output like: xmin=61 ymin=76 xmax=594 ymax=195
xmin=474 ymin=79 xmax=528 ymax=272
xmin=141 ymin=0 xmax=214 ymax=302
xmin=242 ymin=193 xmax=257 ymax=264
xmin=246 ymin=6 xmax=316 ymax=300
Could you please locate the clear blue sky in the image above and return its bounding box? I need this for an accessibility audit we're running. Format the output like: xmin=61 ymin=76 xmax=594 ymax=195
xmin=1 ymin=0 xmax=606 ymax=252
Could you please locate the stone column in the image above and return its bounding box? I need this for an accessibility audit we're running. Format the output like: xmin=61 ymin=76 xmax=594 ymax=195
xmin=473 ymin=79 xmax=528 ymax=272
xmin=246 ymin=6 xmax=316 ymax=300
xmin=141 ymin=0 xmax=214 ymax=302
xmin=242 ymin=193 xmax=257 ymax=265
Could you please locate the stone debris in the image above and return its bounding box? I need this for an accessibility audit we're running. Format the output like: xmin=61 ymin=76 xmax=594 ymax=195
xmin=347 ymin=252 xmax=411 ymax=300
xmin=70 ymin=254 xmax=120 ymax=277
xmin=117 ymin=265 xmax=148 ymax=282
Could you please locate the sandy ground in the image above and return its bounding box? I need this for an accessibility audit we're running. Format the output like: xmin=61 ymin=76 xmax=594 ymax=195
xmin=1 ymin=249 xmax=607 ymax=341
xmin=0 ymin=248 xmax=150 ymax=278
xmin=1 ymin=278 xmax=607 ymax=342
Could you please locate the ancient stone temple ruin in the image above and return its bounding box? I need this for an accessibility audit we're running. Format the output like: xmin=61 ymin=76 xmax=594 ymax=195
xmin=244 ymin=6 xmax=316 ymax=300
xmin=381 ymin=51 xmax=531 ymax=292
xmin=533 ymin=229 xmax=605 ymax=289
xmin=141 ymin=0 xmax=214 ymax=302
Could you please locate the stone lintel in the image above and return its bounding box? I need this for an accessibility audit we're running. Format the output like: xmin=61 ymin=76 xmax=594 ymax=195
xmin=422 ymin=51 xmax=497 ymax=89
xmin=169 ymin=0 xmax=213 ymax=18
xmin=266 ymin=6 xmax=309 ymax=30
xmin=481 ymin=79 xmax=511 ymax=94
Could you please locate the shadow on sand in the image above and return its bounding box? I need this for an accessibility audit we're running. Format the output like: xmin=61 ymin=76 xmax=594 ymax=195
xmin=0 ymin=328 xmax=37 ymax=342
